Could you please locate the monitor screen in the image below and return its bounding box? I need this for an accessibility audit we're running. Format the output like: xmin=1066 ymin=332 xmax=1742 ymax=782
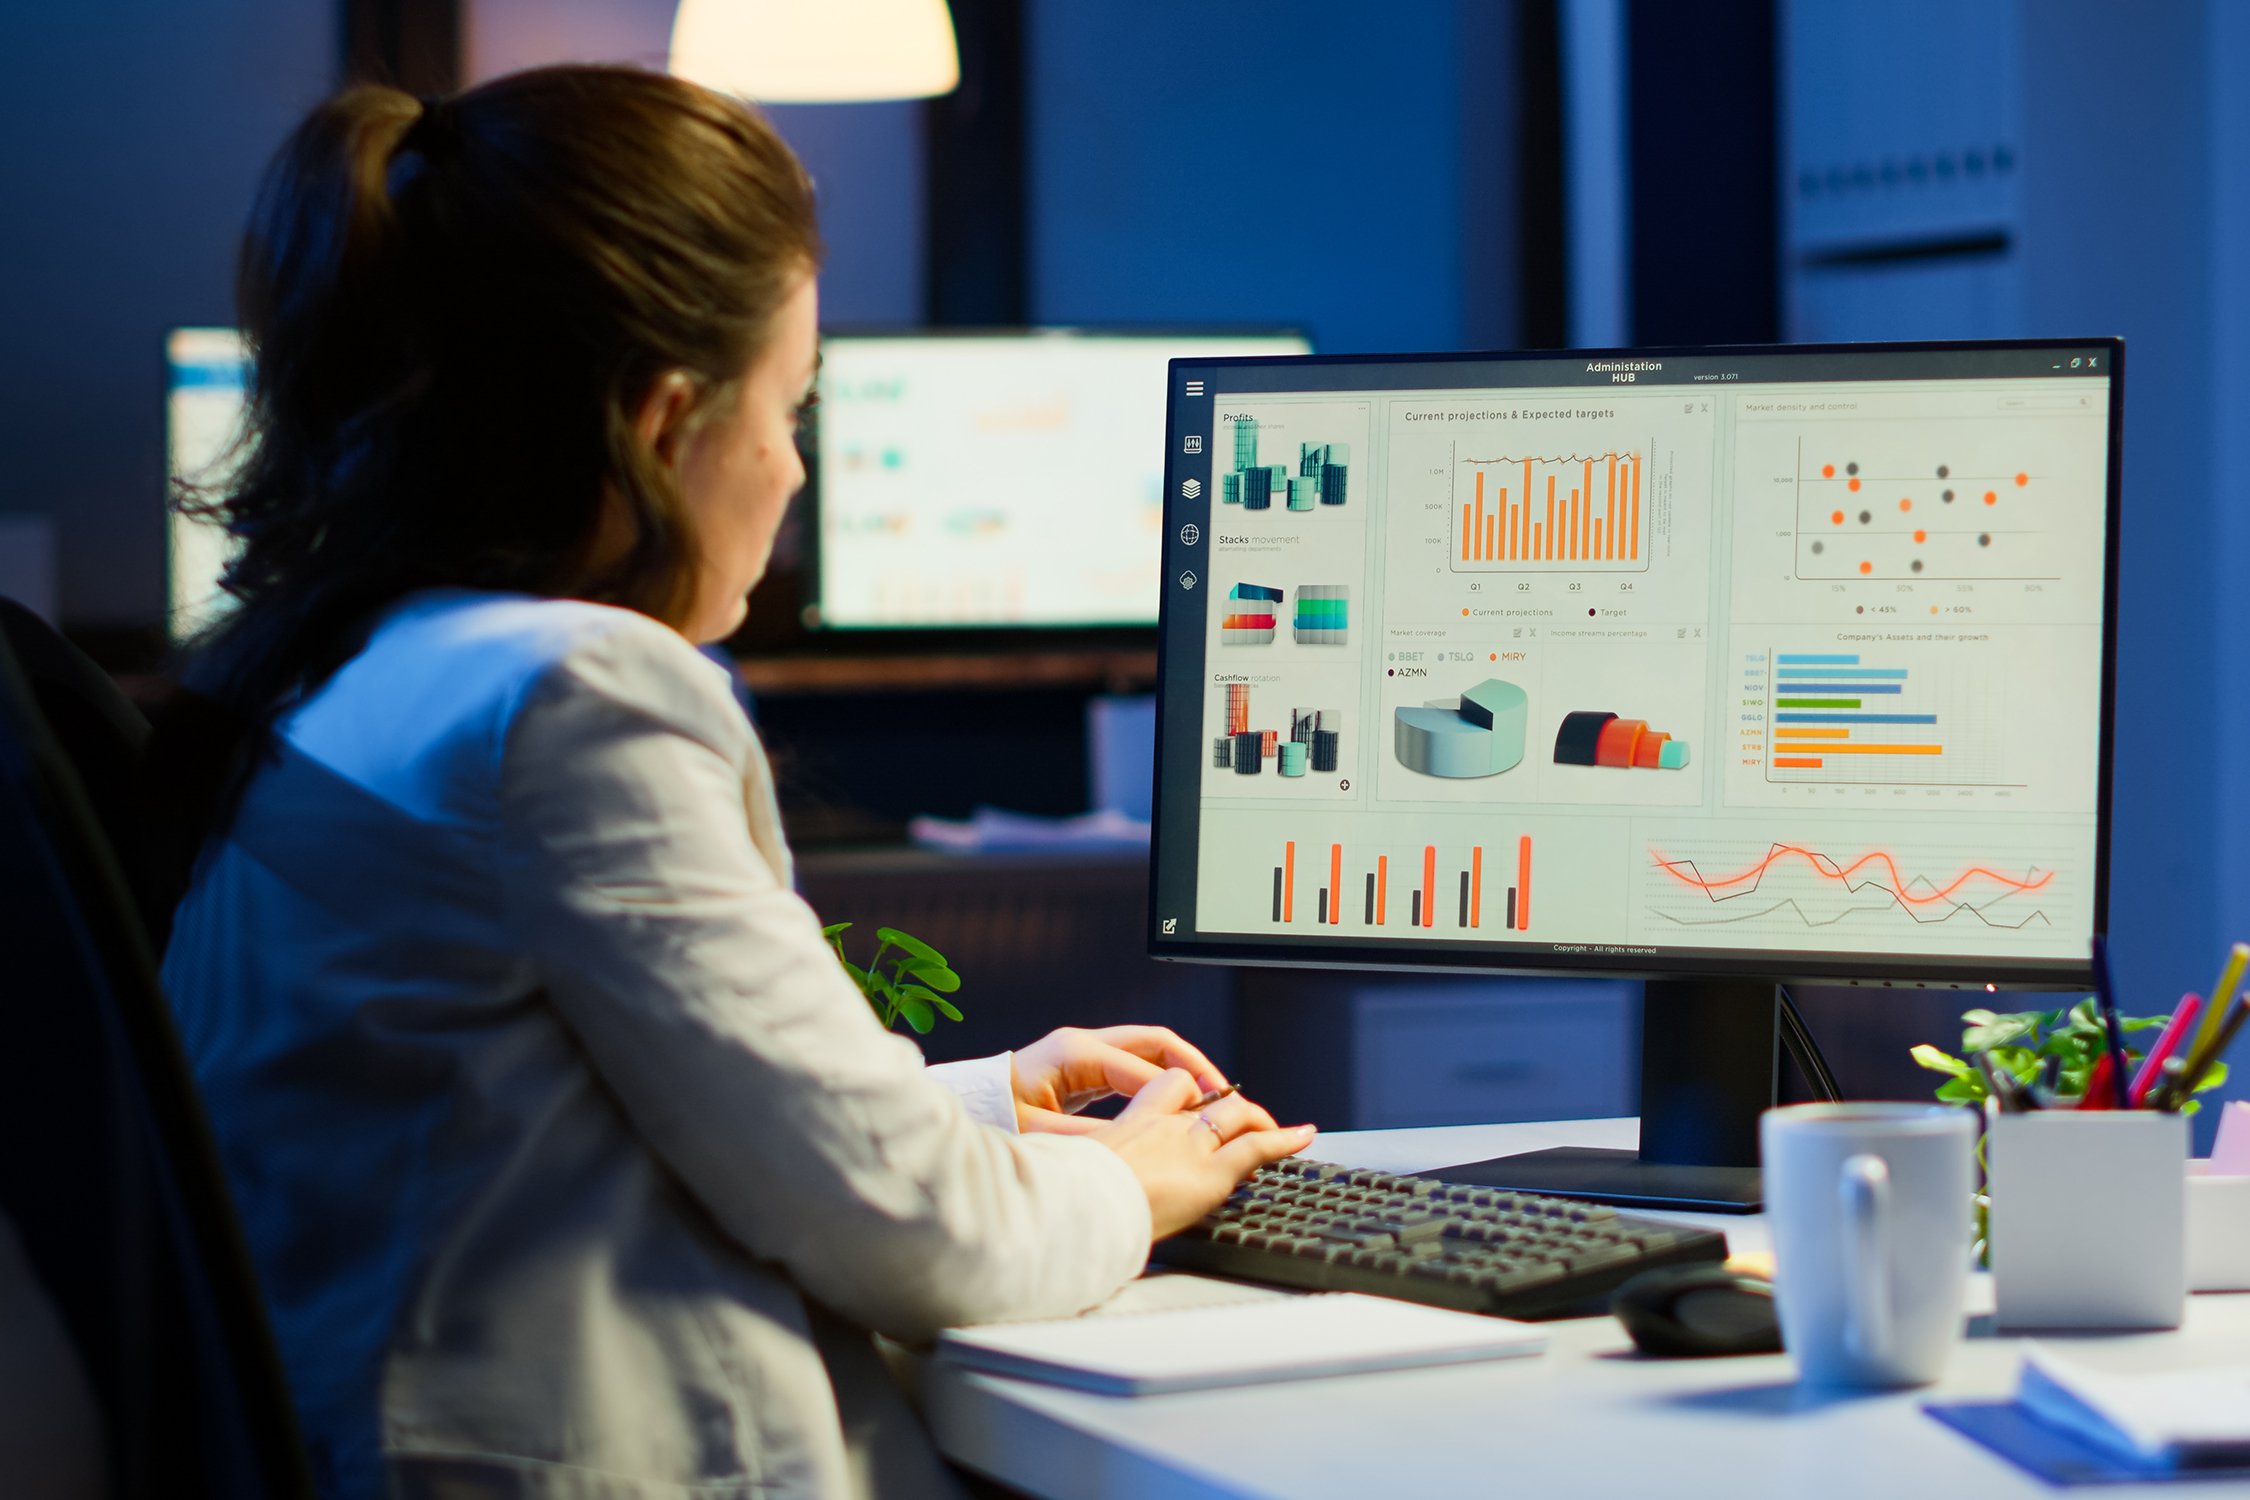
xmin=807 ymin=329 xmax=1311 ymax=630
xmin=165 ymin=327 xmax=250 ymax=640
xmin=1149 ymin=340 xmax=2118 ymax=991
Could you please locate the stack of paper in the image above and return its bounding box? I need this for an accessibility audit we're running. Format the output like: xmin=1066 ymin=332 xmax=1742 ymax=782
xmin=1929 ymin=1345 xmax=2250 ymax=1483
xmin=937 ymin=1287 xmax=1546 ymax=1396
xmin=2016 ymin=1345 xmax=2250 ymax=1471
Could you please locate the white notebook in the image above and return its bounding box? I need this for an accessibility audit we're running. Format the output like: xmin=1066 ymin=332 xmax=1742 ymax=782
xmin=2018 ymin=1345 xmax=2250 ymax=1470
xmin=936 ymin=1282 xmax=1547 ymax=1396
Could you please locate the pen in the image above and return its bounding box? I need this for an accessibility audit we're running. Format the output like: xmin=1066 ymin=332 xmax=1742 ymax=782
xmin=2186 ymin=942 xmax=2250 ymax=1063
xmin=2091 ymin=935 xmax=2133 ymax=1109
xmin=1191 ymin=1083 xmax=1244 ymax=1110
xmin=2161 ymin=988 xmax=2250 ymax=1111
xmin=2128 ymin=992 xmax=2203 ymax=1109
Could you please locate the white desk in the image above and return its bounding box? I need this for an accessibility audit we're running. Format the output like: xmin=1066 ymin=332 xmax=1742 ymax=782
xmin=928 ymin=1119 xmax=2250 ymax=1499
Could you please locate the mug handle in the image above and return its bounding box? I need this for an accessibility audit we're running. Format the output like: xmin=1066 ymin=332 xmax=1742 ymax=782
xmin=1839 ymin=1153 xmax=1892 ymax=1366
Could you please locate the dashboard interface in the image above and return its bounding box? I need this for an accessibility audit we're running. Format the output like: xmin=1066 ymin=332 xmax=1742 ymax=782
xmin=1149 ymin=343 xmax=2118 ymax=984
xmin=810 ymin=330 xmax=1307 ymax=629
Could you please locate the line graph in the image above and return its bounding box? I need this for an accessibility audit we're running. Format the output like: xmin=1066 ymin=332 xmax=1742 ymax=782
xmin=1639 ymin=836 xmax=2080 ymax=954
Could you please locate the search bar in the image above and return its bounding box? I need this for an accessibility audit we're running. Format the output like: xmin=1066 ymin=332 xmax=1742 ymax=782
xmin=1998 ymin=395 xmax=2091 ymax=410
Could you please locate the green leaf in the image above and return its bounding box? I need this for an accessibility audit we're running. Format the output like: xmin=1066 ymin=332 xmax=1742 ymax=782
xmin=1912 ymin=1045 xmax=1972 ymax=1079
xmin=892 ymin=984 xmax=962 ymax=1028
xmin=1935 ymin=1076 xmax=1985 ymax=1103
xmin=876 ymin=927 xmax=947 ymax=967
xmin=841 ymin=961 xmax=870 ymax=994
xmin=2193 ymin=1061 xmax=2231 ymax=1094
xmin=1989 ymin=1045 xmax=2039 ymax=1079
xmin=822 ymin=922 xmax=852 ymax=940
xmin=901 ymin=960 xmax=961 ymax=993
xmin=898 ymin=994 xmax=935 ymax=1033
xmin=1962 ymin=1014 xmax=2034 ymax=1052
xmin=2120 ymin=1013 xmax=2168 ymax=1034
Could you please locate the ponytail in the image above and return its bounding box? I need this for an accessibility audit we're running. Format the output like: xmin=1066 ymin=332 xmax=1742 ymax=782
xmin=167 ymin=65 xmax=822 ymax=854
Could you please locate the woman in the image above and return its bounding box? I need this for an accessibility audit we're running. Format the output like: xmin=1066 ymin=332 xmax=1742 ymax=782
xmin=161 ymin=66 xmax=1313 ymax=1499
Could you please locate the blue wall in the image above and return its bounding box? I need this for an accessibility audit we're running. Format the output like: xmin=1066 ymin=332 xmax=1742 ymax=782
xmin=0 ymin=1 xmax=334 ymax=628
xmin=1024 ymin=1 xmax=1517 ymax=353
xmin=2211 ymin=1 xmax=2250 ymax=954
xmin=2019 ymin=0 xmax=2227 ymax=1033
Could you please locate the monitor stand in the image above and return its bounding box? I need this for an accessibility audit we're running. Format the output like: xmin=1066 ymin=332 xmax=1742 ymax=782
xmin=1416 ymin=978 xmax=1777 ymax=1213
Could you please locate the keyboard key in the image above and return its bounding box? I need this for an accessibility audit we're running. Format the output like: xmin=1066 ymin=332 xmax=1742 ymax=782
xmin=1154 ymin=1158 xmax=1728 ymax=1320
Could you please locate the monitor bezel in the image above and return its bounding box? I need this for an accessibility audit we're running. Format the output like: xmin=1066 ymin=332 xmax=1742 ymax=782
xmin=1145 ymin=336 xmax=2123 ymax=992
xmin=800 ymin=324 xmax=1311 ymax=643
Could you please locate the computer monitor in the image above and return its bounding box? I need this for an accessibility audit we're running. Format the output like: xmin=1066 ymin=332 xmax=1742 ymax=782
xmin=165 ymin=327 xmax=250 ymax=641
xmin=806 ymin=329 xmax=1310 ymax=631
xmin=1149 ymin=339 xmax=2120 ymax=1210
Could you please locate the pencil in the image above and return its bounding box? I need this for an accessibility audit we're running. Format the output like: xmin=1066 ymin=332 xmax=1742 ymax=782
xmin=2163 ymin=991 xmax=2250 ymax=1111
xmin=1190 ymin=1083 xmax=1243 ymax=1110
xmin=2189 ymin=943 xmax=2250 ymax=1060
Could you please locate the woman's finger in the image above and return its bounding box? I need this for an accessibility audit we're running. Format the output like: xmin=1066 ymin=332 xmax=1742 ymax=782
xmin=1017 ymin=1104 xmax=1110 ymax=1136
xmin=1114 ymin=1066 xmax=1200 ymax=1119
xmin=1090 ymin=1026 xmax=1226 ymax=1092
xmin=1215 ymin=1123 xmax=1318 ymax=1176
xmin=1200 ymin=1092 xmax=1279 ymax=1136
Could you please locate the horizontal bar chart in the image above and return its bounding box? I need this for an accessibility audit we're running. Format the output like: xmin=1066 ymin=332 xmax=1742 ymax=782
xmin=1763 ymin=649 xmax=2003 ymax=787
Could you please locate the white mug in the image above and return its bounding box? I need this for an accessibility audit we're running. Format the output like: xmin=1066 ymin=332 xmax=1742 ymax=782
xmin=1761 ymin=1102 xmax=1975 ymax=1387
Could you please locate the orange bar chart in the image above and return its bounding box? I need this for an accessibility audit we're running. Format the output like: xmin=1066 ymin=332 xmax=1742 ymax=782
xmin=1260 ymin=839 xmax=1530 ymax=932
xmin=1515 ymin=835 xmax=1532 ymax=931
xmin=1455 ymin=453 xmax=1647 ymax=568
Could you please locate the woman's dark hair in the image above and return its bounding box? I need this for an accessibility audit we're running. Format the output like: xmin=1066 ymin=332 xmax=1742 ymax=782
xmin=182 ymin=64 xmax=821 ymax=725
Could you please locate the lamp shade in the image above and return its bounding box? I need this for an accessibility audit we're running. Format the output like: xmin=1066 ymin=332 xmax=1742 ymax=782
xmin=668 ymin=0 xmax=960 ymax=102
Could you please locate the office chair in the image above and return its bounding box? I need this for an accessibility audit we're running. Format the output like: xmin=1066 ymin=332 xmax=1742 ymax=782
xmin=0 ymin=597 xmax=183 ymax=949
xmin=0 ymin=630 xmax=314 ymax=1498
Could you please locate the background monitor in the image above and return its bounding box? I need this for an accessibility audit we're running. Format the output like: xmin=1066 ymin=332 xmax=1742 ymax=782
xmin=806 ymin=328 xmax=1311 ymax=631
xmin=165 ymin=327 xmax=249 ymax=641
xmin=1149 ymin=339 xmax=2121 ymax=1208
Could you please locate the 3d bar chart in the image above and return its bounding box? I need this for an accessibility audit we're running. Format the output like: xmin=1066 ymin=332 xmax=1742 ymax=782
xmin=1292 ymin=585 xmax=1349 ymax=644
xmin=1220 ymin=582 xmax=1280 ymax=645
xmin=1221 ymin=418 xmax=1351 ymax=514
xmin=1215 ymin=686 xmax=1343 ymax=779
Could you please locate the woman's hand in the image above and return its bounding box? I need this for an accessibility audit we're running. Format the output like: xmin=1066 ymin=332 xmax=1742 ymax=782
xmin=1010 ymin=1025 xmax=1278 ymax=1136
xmin=1088 ymin=1069 xmax=1316 ymax=1239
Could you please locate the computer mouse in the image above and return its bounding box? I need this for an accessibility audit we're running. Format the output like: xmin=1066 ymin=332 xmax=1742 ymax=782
xmin=1610 ymin=1264 xmax=1782 ymax=1358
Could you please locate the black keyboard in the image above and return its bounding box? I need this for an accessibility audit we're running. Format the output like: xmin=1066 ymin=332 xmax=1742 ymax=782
xmin=1152 ymin=1157 xmax=1729 ymax=1320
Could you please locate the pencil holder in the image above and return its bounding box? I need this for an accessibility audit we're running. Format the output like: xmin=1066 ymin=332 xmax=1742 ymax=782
xmin=2187 ymin=1161 xmax=2250 ymax=1292
xmin=1988 ymin=1110 xmax=2186 ymax=1330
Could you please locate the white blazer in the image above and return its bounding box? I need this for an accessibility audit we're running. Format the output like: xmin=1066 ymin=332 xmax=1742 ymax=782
xmin=162 ymin=592 xmax=1150 ymax=1498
